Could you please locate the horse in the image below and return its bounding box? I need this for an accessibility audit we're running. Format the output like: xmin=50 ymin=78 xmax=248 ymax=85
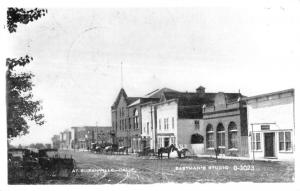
xmin=104 ymin=144 xmax=118 ymax=154
xmin=157 ymin=144 xmax=176 ymax=159
xmin=175 ymin=147 xmax=190 ymax=158
xmin=117 ymin=146 xmax=128 ymax=155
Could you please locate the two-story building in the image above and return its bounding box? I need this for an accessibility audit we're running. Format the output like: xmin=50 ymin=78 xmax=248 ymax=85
xmin=155 ymin=86 xmax=242 ymax=154
xmin=111 ymin=88 xmax=141 ymax=152
xmin=244 ymin=89 xmax=295 ymax=161
xmin=111 ymin=87 xmax=177 ymax=152
xmin=139 ymin=88 xmax=178 ymax=151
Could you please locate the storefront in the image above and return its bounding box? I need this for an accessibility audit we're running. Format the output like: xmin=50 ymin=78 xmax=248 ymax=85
xmin=157 ymin=133 xmax=176 ymax=148
xmin=245 ymin=89 xmax=295 ymax=160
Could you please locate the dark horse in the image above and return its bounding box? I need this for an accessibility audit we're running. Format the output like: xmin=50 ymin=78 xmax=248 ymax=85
xmin=157 ymin=144 xmax=176 ymax=159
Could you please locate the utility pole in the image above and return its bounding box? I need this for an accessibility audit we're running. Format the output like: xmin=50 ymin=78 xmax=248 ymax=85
xmin=251 ymin=123 xmax=255 ymax=162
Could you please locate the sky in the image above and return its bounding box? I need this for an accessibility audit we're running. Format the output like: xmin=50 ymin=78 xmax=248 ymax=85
xmin=6 ymin=6 xmax=300 ymax=146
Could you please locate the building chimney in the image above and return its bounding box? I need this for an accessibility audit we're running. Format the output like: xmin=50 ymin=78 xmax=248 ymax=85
xmin=196 ymin=86 xmax=205 ymax=96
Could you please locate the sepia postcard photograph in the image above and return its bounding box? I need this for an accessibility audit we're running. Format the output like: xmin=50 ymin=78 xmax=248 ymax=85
xmin=1 ymin=0 xmax=299 ymax=190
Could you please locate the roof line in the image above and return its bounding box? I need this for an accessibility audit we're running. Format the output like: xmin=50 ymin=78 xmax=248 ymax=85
xmin=242 ymin=89 xmax=294 ymax=101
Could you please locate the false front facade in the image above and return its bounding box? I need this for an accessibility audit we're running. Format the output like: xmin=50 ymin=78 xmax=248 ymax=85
xmin=244 ymin=89 xmax=295 ymax=161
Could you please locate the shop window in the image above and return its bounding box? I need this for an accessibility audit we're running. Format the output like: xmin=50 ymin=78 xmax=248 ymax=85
xmin=279 ymin=131 xmax=292 ymax=151
xmin=206 ymin=124 xmax=214 ymax=148
xmin=228 ymin=122 xmax=238 ymax=149
xmin=158 ymin=137 xmax=162 ymax=148
xmin=251 ymin=132 xmax=261 ymax=150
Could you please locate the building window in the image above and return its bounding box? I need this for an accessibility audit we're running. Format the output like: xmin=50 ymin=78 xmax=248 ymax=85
xmin=147 ymin=122 xmax=149 ymax=135
xmin=124 ymin=119 xmax=126 ymax=131
xmin=134 ymin=109 xmax=139 ymax=129
xmin=166 ymin=118 xmax=169 ymax=130
xmin=194 ymin=120 xmax=200 ymax=130
xmin=159 ymin=119 xmax=161 ymax=130
xmin=128 ymin=118 xmax=131 ymax=129
xmin=158 ymin=137 xmax=162 ymax=148
xmin=228 ymin=122 xmax=238 ymax=149
xmin=172 ymin=117 xmax=175 ymax=129
xmin=251 ymin=132 xmax=261 ymax=151
xmin=217 ymin=123 xmax=225 ymax=148
xmin=206 ymin=124 xmax=214 ymax=148
xmin=164 ymin=118 xmax=166 ymax=130
xmin=279 ymin=131 xmax=292 ymax=151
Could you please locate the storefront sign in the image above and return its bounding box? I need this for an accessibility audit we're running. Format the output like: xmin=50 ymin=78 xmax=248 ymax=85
xmin=261 ymin=125 xmax=270 ymax=130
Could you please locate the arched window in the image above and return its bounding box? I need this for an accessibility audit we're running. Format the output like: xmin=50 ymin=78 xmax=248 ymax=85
xmin=217 ymin=123 xmax=225 ymax=148
xmin=228 ymin=122 xmax=238 ymax=149
xmin=206 ymin=124 xmax=214 ymax=148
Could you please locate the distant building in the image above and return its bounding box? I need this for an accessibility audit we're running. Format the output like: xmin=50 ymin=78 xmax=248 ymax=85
xmin=202 ymin=92 xmax=248 ymax=157
xmin=71 ymin=126 xmax=112 ymax=150
xmin=51 ymin=134 xmax=60 ymax=149
xmin=60 ymin=129 xmax=72 ymax=150
xmin=244 ymin=89 xmax=295 ymax=160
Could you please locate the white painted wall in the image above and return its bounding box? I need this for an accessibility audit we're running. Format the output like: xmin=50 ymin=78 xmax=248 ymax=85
xmin=247 ymin=92 xmax=294 ymax=160
xmin=156 ymin=101 xmax=178 ymax=147
xmin=141 ymin=104 xmax=155 ymax=149
xmin=191 ymin=144 xmax=205 ymax=155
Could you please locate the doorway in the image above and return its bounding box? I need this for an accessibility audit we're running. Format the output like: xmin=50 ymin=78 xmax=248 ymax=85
xmin=164 ymin=137 xmax=170 ymax=147
xmin=264 ymin=133 xmax=275 ymax=157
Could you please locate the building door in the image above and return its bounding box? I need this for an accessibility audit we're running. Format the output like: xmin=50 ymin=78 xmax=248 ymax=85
xmin=264 ymin=133 xmax=275 ymax=157
xmin=164 ymin=137 xmax=170 ymax=147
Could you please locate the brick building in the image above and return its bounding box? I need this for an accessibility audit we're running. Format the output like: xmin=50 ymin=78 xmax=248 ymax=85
xmin=202 ymin=92 xmax=248 ymax=157
xmin=111 ymin=88 xmax=177 ymax=152
xmin=111 ymin=88 xmax=141 ymax=152
xmin=155 ymin=87 xmax=242 ymax=155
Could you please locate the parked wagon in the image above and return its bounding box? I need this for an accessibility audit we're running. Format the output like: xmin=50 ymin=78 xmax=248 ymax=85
xmin=8 ymin=148 xmax=43 ymax=184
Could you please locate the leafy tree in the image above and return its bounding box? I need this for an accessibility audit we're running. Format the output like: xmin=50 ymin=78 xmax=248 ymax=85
xmin=7 ymin=8 xmax=47 ymax=33
xmin=6 ymin=8 xmax=47 ymax=139
xmin=34 ymin=143 xmax=45 ymax=149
